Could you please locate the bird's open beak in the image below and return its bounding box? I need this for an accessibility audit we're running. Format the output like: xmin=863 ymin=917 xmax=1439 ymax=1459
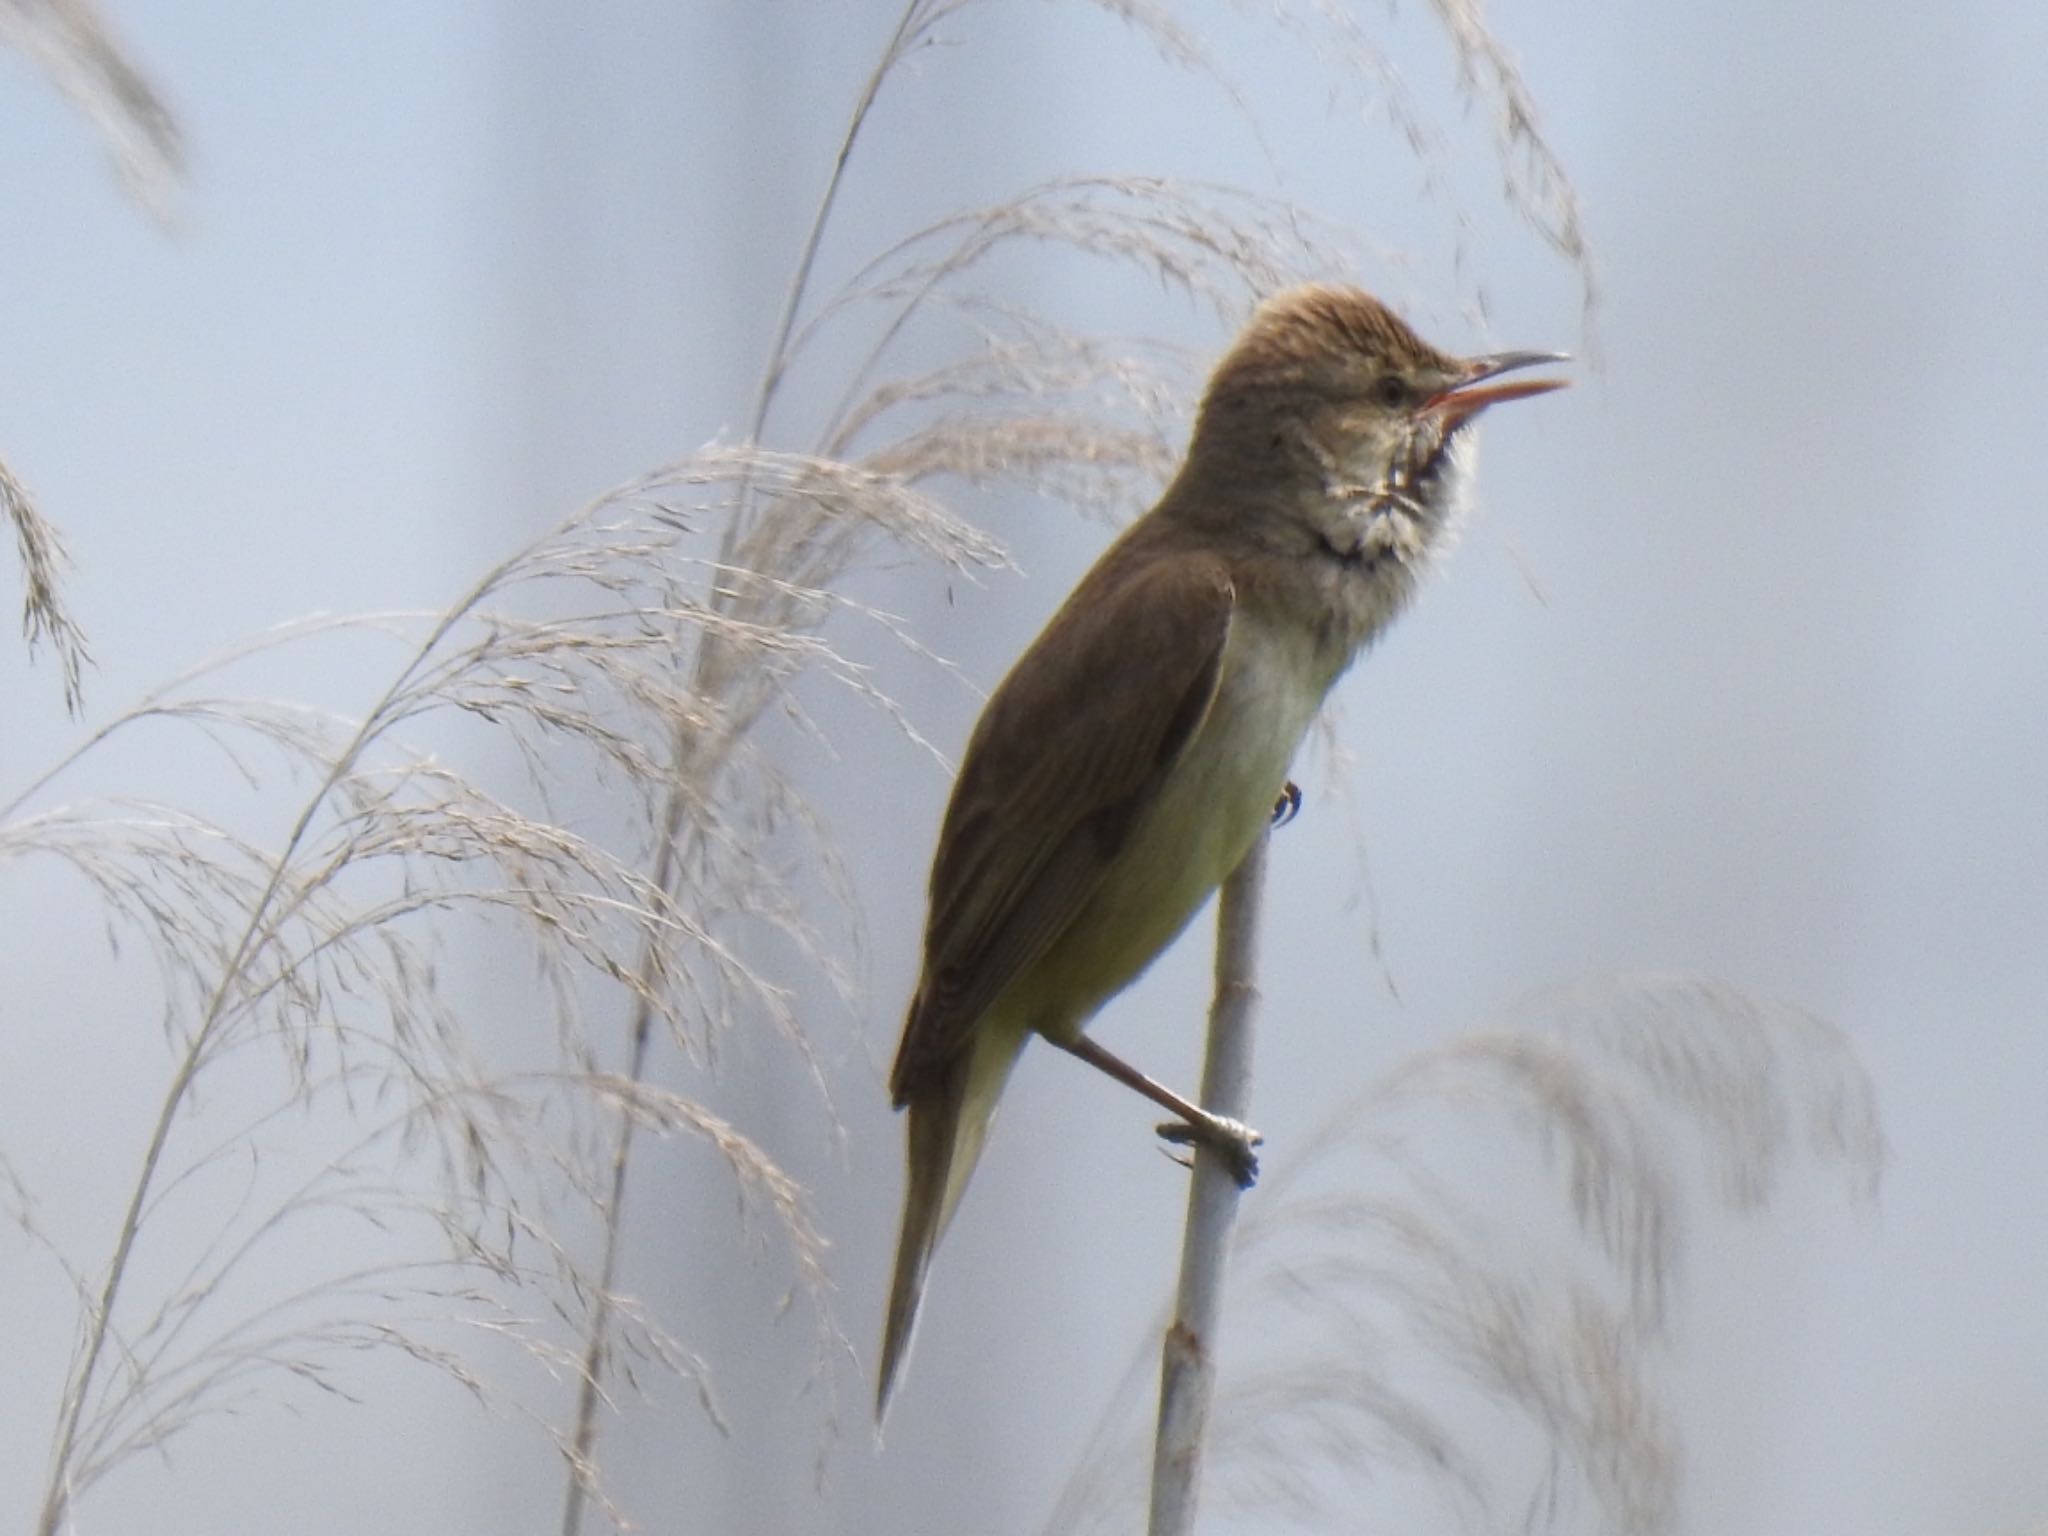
xmin=1427 ymin=351 xmax=1570 ymax=431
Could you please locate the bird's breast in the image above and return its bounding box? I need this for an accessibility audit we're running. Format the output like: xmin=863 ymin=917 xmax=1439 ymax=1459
xmin=1024 ymin=609 xmax=1334 ymax=1039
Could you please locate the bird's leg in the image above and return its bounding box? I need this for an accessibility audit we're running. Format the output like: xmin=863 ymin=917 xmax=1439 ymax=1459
xmin=1052 ymin=1034 xmax=1262 ymax=1187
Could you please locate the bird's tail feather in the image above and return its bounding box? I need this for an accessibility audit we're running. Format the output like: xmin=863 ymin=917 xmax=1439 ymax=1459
xmin=876 ymin=1030 xmax=1018 ymax=1421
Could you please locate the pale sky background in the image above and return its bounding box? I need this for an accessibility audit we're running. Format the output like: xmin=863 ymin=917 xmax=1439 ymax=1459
xmin=4 ymin=3 xmax=2047 ymax=1534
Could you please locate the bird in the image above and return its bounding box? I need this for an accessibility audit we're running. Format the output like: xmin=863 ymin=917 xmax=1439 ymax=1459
xmin=876 ymin=284 xmax=1566 ymax=1418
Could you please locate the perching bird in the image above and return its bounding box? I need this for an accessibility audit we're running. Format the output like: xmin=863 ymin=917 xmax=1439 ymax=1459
xmin=877 ymin=285 xmax=1566 ymax=1417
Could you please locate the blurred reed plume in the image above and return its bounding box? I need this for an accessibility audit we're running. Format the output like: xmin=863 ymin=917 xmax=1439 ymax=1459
xmin=1049 ymin=975 xmax=1885 ymax=1536
xmin=0 ymin=0 xmax=183 ymax=223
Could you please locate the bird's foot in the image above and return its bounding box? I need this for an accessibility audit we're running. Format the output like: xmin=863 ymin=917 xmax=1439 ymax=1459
xmin=1157 ymin=1115 xmax=1263 ymax=1187
xmin=1270 ymin=780 xmax=1301 ymax=827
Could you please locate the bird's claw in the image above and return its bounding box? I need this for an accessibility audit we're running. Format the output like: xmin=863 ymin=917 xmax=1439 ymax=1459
xmin=1157 ymin=1116 xmax=1263 ymax=1187
xmin=1270 ymin=780 xmax=1301 ymax=827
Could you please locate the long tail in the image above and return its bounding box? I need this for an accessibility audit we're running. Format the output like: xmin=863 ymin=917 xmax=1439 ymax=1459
xmin=876 ymin=1031 xmax=1019 ymax=1421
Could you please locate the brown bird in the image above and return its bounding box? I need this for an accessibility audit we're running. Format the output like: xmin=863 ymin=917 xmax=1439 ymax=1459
xmin=876 ymin=285 xmax=1566 ymax=1416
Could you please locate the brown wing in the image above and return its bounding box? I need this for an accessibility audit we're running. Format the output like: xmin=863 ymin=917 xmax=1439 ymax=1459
xmin=890 ymin=542 xmax=1235 ymax=1104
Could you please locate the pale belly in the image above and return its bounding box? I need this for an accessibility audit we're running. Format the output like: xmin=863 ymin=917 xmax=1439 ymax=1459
xmin=1022 ymin=614 xmax=1334 ymax=1040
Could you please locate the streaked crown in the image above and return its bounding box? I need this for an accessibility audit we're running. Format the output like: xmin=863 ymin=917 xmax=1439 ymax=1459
xmin=1199 ymin=285 xmax=1459 ymax=407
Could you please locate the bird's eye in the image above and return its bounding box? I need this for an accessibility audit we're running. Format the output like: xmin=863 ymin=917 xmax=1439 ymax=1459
xmin=1371 ymin=376 xmax=1410 ymax=409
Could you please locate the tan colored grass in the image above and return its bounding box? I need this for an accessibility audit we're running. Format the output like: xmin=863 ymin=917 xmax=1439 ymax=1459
xmin=3 ymin=456 xmax=90 ymax=714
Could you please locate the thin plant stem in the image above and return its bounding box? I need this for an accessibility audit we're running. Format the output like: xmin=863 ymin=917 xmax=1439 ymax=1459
xmin=742 ymin=0 xmax=957 ymax=457
xmin=555 ymin=804 xmax=684 ymax=1536
xmin=1147 ymin=831 xmax=1268 ymax=1536
xmin=555 ymin=8 xmax=945 ymax=1529
xmin=34 ymin=563 xmax=512 ymax=1536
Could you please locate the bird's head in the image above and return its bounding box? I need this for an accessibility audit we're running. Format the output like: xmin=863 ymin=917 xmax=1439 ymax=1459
xmin=1180 ymin=284 xmax=1566 ymax=566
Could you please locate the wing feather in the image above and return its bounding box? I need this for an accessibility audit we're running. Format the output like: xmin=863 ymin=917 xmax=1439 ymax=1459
xmin=890 ymin=543 xmax=1234 ymax=1103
